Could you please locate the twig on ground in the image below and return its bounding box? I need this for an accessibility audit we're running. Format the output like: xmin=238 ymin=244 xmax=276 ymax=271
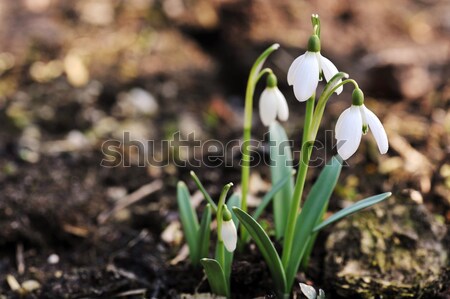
xmin=16 ymin=243 xmax=25 ymax=275
xmin=98 ymin=180 xmax=163 ymax=224
xmin=113 ymin=288 xmax=147 ymax=297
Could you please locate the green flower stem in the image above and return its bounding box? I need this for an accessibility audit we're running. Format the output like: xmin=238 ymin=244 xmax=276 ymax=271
xmin=281 ymin=96 xmax=315 ymax=268
xmin=240 ymin=44 xmax=279 ymax=242
xmin=310 ymin=78 xmax=358 ymax=140
xmin=282 ymin=74 xmax=357 ymax=270
xmin=256 ymin=68 xmax=273 ymax=83
xmin=302 ymin=95 xmax=315 ymax=148
xmin=216 ymin=240 xmax=226 ymax=275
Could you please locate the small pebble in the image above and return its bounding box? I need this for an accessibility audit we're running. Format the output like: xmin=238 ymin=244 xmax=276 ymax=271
xmin=21 ymin=280 xmax=40 ymax=292
xmin=47 ymin=254 xmax=60 ymax=264
xmin=6 ymin=275 xmax=20 ymax=291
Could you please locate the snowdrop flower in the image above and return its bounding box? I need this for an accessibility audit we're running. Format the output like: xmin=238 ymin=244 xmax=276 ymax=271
xmin=259 ymin=73 xmax=289 ymax=126
xmin=220 ymin=207 xmax=237 ymax=252
xmin=287 ymin=34 xmax=343 ymax=102
xmin=335 ymin=88 xmax=389 ymax=160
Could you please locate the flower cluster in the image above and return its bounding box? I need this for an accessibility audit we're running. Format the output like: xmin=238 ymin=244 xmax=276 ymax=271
xmin=258 ymin=15 xmax=388 ymax=160
xmin=178 ymin=14 xmax=393 ymax=299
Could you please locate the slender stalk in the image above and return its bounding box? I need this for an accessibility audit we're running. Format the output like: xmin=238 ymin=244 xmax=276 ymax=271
xmin=282 ymin=74 xmax=356 ymax=268
xmin=256 ymin=68 xmax=273 ymax=83
xmin=240 ymin=79 xmax=254 ymax=216
xmin=216 ymin=241 xmax=226 ymax=274
xmin=240 ymin=44 xmax=279 ymax=242
xmin=281 ymin=96 xmax=315 ymax=268
xmin=239 ymin=76 xmax=255 ymax=245
xmin=302 ymin=95 xmax=315 ymax=149
xmin=310 ymin=78 xmax=358 ymax=139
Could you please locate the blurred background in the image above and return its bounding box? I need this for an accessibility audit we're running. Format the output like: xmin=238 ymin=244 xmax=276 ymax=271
xmin=0 ymin=0 xmax=449 ymax=298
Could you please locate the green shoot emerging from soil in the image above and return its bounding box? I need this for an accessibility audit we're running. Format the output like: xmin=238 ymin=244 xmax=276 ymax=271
xmin=177 ymin=13 xmax=391 ymax=299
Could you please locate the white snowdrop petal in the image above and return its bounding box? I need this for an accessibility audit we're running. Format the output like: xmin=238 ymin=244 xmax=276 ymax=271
xmin=299 ymin=283 xmax=317 ymax=299
xmin=293 ymin=52 xmax=319 ymax=102
xmin=274 ymin=88 xmax=289 ymax=121
xmin=335 ymin=107 xmax=351 ymax=140
xmin=363 ymin=105 xmax=389 ymax=154
xmin=335 ymin=105 xmax=362 ymax=160
xmin=287 ymin=53 xmax=306 ymax=86
xmin=319 ymin=54 xmax=343 ymax=94
xmin=221 ymin=220 xmax=237 ymax=252
xmin=259 ymin=89 xmax=278 ymax=126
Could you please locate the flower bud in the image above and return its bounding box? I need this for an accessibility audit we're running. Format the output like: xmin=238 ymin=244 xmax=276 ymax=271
xmin=352 ymin=88 xmax=364 ymax=106
xmin=222 ymin=206 xmax=232 ymax=222
xmin=266 ymin=73 xmax=277 ymax=88
xmin=307 ymin=35 xmax=321 ymax=52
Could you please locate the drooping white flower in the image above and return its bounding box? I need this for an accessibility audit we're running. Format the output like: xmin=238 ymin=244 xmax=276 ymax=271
xmin=259 ymin=87 xmax=289 ymax=126
xmin=221 ymin=219 xmax=237 ymax=252
xmin=335 ymin=89 xmax=388 ymax=160
xmin=287 ymin=35 xmax=343 ymax=102
xmin=259 ymin=73 xmax=289 ymax=126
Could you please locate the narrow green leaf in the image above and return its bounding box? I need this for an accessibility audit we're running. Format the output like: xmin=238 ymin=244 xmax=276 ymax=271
xmin=177 ymin=181 xmax=199 ymax=265
xmin=233 ymin=207 xmax=287 ymax=294
xmin=214 ymin=241 xmax=227 ymax=285
xmin=190 ymin=171 xmax=217 ymax=212
xmin=313 ymin=192 xmax=392 ymax=232
xmin=269 ymin=122 xmax=294 ymax=239
xmin=300 ymin=198 xmax=330 ymax=270
xmin=198 ymin=204 xmax=212 ymax=260
xmin=285 ymin=156 xmax=342 ymax=287
xmin=201 ymin=258 xmax=230 ymax=298
xmin=252 ymin=175 xmax=292 ymax=221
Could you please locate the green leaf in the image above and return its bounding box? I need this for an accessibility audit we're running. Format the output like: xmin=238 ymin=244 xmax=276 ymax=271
xmin=313 ymin=192 xmax=392 ymax=232
xmin=190 ymin=171 xmax=217 ymax=212
xmin=200 ymin=258 xmax=230 ymax=298
xmin=198 ymin=204 xmax=212 ymax=260
xmin=253 ymin=171 xmax=292 ymax=222
xmin=285 ymin=156 xmax=342 ymax=287
xmin=300 ymin=198 xmax=330 ymax=270
xmin=177 ymin=181 xmax=199 ymax=265
xmin=269 ymin=122 xmax=294 ymax=239
xmin=245 ymin=175 xmax=291 ymax=244
xmin=233 ymin=207 xmax=287 ymax=295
